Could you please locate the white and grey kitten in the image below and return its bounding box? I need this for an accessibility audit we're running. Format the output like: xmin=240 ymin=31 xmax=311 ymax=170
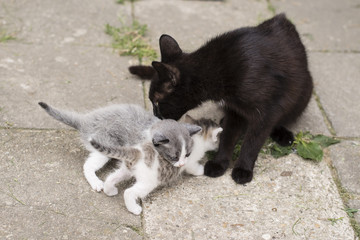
xmin=89 ymin=115 xmax=222 ymax=215
xmin=38 ymin=102 xmax=201 ymax=192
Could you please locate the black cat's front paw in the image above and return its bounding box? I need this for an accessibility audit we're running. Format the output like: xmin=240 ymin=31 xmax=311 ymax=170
xmin=231 ymin=167 xmax=253 ymax=184
xmin=270 ymin=126 xmax=294 ymax=146
xmin=204 ymin=161 xmax=227 ymax=178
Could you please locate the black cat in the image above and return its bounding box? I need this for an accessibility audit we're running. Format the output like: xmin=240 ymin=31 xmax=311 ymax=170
xmin=129 ymin=14 xmax=313 ymax=184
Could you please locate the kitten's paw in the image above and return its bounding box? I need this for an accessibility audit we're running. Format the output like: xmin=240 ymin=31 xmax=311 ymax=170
xmin=204 ymin=161 xmax=227 ymax=178
xmin=270 ymin=127 xmax=294 ymax=146
xmin=231 ymin=167 xmax=253 ymax=184
xmin=128 ymin=205 xmax=142 ymax=215
xmin=104 ymin=185 xmax=119 ymax=196
xmin=90 ymin=180 xmax=104 ymax=192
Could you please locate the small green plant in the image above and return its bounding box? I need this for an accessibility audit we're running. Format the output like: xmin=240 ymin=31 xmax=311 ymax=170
xmin=294 ymin=132 xmax=340 ymax=162
xmin=206 ymin=132 xmax=340 ymax=162
xmin=0 ymin=30 xmax=16 ymax=43
xmin=327 ymin=217 xmax=344 ymax=226
xmin=105 ymin=20 xmax=157 ymax=63
xmin=344 ymin=207 xmax=358 ymax=218
xmin=266 ymin=0 xmax=276 ymax=16
xmin=116 ymin=0 xmax=136 ymax=4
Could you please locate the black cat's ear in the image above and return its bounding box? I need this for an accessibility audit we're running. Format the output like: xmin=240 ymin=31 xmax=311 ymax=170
xmin=159 ymin=34 xmax=182 ymax=62
xmin=129 ymin=65 xmax=155 ymax=80
xmin=152 ymin=133 xmax=170 ymax=147
xmin=183 ymin=124 xmax=202 ymax=136
xmin=152 ymin=61 xmax=180 ymax=86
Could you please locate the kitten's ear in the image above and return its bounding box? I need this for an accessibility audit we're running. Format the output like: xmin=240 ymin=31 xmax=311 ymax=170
xmin=129 ymin=65 xmax=155 ymax=80
xmin=183 ymin=114 xmax=196 ymax=124
xmin=183 ymin=124 xmax=202 ymax=136
xmin=211 ymin=127 xmax=223 ymax=142
xmin=152 ymin=61 xmax=180 ymax=86
xmin=152 ymin=133 xmax=170 ymax=147
xmin=159 ymin=34 xmax=182 ymax=62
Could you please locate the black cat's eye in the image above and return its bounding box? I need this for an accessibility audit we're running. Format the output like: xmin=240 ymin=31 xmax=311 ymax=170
xmin=185 ymin=153 xmax=190 ymax=157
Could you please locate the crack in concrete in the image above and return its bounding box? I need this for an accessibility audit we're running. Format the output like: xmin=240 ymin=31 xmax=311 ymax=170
xmin=310 ymin=49 xmax=360 ymax=54
xmin=323 ymin=150 xmax=360 ymax=238
xmin=313 ymin=90 xmax=337 ymax=136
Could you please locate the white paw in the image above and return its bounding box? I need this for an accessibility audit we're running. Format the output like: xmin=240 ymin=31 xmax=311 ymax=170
xmin=104 ymin=186 xmax=119 ymax=196
xmin=90 ymin=180 xmax=104 ymax=192
xmin=128 ymin=204 xmax=142 ymax=215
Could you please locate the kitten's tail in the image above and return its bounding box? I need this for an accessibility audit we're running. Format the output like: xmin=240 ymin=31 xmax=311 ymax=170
xmin=38 ymin=102 xmax=82 ymax=130
xmin=89 ymin=138 xmax=142 ymax=164
xmin=129 ymin=65 xmax=155 ymax=80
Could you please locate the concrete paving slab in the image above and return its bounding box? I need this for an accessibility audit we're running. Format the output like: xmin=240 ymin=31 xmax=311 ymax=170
xmin=349 ymin=199 xmax=360 ymax=226
xmin=328 ymin=140 xmax=360 ymax=195
xmin=143 ymin=154 xmax=354 ymax=240
xmin=0 ymin=0 xmax=132 ymax=47
xmin=0 ymin=43 xmax=144 ymax=129
xmin=0 ymin=129 xmax=142 ymax=239
xmin=271 ymin=0 xmax=360 ymax=51
xmin=309 ymin=52 xmax=360 ymax=137
xmin=134 ymin=0 xmax=272 ymax=51
xmin=289 ymin=96 xmax=330 ymax=135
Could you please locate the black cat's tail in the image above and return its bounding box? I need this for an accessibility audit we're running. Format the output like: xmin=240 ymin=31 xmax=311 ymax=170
xmin=129 ymin=65 xmax=155 ymax=80
xmin=38 ymin=102 xmax=82 ymax=130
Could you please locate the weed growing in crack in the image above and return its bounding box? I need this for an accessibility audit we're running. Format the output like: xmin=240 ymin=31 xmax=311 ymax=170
xmin=105 ymin=20 xmax=157 ymax=63
xmin=206 ymin=131 xmax=340 ymax=162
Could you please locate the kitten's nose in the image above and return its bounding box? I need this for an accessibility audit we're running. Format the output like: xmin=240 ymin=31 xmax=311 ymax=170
xmin=174 ymin=157 xmax=187 ymax=167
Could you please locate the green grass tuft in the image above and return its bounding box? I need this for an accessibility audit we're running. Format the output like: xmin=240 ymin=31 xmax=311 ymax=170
xmin=0 ymin=31 xmax=16 ymax=43
xmin=105 ymin=20 xmax=157 ymax=63
xmin=327 ymin=217 xmax=344 ymax=225
xmin=116 ymin=0 xmax=136 ymax=4
xmin=266 ymin=0 xmax=276 ymax=16
xmin=344 ymin=207 xmax=358 ymax=218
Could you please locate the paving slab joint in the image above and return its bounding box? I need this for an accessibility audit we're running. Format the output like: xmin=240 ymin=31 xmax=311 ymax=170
xmin=313 ymin=90 xmax=337 ymax=136
xmin=310 ymin=49 xmax=360 ymax=54
xmin=323 ymin=150 xmax=360 ymax=238
xmin=130 ymin=0 xmax=152 ymax=110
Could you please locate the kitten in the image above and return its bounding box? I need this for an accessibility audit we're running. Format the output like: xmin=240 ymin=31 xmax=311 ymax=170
xmin=128 ymin=14 xmax=313 ymax=184
xmin=89 ymin=115 xmax=222 ymax=215
xmin=38 ymin=102 xmax=201 ymax=192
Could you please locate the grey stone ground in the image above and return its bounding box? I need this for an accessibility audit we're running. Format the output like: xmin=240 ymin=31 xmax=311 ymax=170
xmin=0 ymin=0 xmax=359 ymax=239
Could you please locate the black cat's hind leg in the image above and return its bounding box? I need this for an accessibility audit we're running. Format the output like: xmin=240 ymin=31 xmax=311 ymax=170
xmin=270 ymin=126 xmax=294 ymax=146
xmin=204 ymin=110 xmax=245 ymax=178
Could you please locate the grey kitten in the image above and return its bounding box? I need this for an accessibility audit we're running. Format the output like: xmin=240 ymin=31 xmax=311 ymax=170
xmin=89 ymin=115 xmax=223 ymax=215
xmin=38 ymin=102 xmax=201 ymax=192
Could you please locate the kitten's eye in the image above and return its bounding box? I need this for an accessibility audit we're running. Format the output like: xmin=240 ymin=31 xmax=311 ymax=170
xmin=185 ymin=153 xmax=190 ymax=157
